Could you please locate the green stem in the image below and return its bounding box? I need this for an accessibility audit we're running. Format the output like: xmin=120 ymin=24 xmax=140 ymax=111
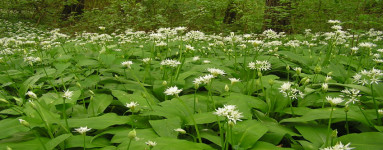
xmin=176 ymin=97 xmax=202 ymax=143
xmin=127 ymin=138 xmax=132 ymax=150
xmin=371 ymin=84 xmax=381 ymax=125
xmin=130 ymin=71 xmax=154 ymax=110
xmin=325 ymin=106 xmax=334 ymax=147
xmin=345 ymin=111 xmax=349 ymax=134
xmin=30 ymin=127 xmax=48 ymax=150
xmin=357 ymin=104 xmax=373 ymax=127
xmin=83 ymin=134 xmax=86 ymax=150
xmin=63 ymin=98 xmax=70 ymax=132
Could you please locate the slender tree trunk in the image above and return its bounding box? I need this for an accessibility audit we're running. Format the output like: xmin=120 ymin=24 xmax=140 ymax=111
xmin=263 ymin=0 xmax=292 ymax=33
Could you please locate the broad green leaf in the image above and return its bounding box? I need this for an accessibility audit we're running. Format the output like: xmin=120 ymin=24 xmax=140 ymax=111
xmin=66 ymin=135 xmax=110 ymax=148
xmin=87 ymin=94 xmax=113 ymax=116
xmin=77 ymin=59 xmax=98 ymax=67
xmin=226 ymin=93 xmax=268 ymax=114
xmin=251 ymin=141 xmax=294 ymax=150
xmin=0 ymin=138 xmax=49 ymax=150
xmin=45 ymin=134 xmax=72 ymax=150
xmin=111 ymin=128 xmax=159 ymax=143
xmin=338 ymin=132 xmax=383 ymax=149
xmin=295 ymin=125 xmax=328 ymax=148
xmin=67 ymin=113 xmax=128 ymax=129
xmin=232 ymin=120 xmax=269 ymax=149
xmin=186 ymin=112 xmax=223 ymax=125
xmin=149 ymin=117 xmax=182 ymax=138
xmin=0 ymin=118 xmax=29 ymax=139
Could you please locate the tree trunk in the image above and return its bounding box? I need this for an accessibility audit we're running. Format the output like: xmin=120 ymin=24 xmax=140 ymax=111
xmin=223 ymin=0 xmax=238 ymax=24
xmin=61 ymin=0 xmax=85 ymax=21
xmin=263 ymin=0 xmax=292 ymax=33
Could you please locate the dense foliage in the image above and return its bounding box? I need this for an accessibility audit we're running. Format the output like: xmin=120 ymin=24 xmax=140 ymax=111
xmin=1 ymin=0 xmax=383 ymax=34
xmin=1 ymin=18 xmax=383 ymax=150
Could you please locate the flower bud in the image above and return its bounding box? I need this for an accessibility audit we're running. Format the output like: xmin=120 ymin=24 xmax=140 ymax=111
xmin=268 ymin=79 xmax=274 ymax=86
xmin=314 ymin=66 xmax=321 ymax=74
xmin=331 ymin=129 xmax=338 ymax=138
xmin=128 ymin=129 xmax=136 ymax=139
xmin=225 ymin=84 xmax=230 ymax=92
xmin=162 ymin=81 xmax=167 ymax=86
xmin=286 ymin=65 xmax=290 ymax=71
xmin=19 ymin=119 xmax=30 ymax=128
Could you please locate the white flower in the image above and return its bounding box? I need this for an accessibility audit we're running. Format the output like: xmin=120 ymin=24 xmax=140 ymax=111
xmin=326 ymin=96 xmax=344 ymax=106
xmin=331 ymin=25 xmax=342 ymax=30
xmin=341 ymin=88 xmax=361 ymax=105
xmin=193 ymin=74 xmax=214 ymax=86
xmin=320 ymin=142 xmax=354 ymax=150
xmin=164 ymin=86 xmax=182 ymax=96
xmin=74 ymin=126 xmax=91 ymax=134
xmin=322 ymin=83 xmax=328 ymax=91
xmin=142 ymin=58 xmax=152 ymax=64
xmin=174 ymin=128 xmax=186 ymax=134
xmin=192 ymin=56 xmax=200 ymax=61
xmin=161 ymin=59 xmax=181 ymax=68
xmin=203 ymin=60 xmax=211 ymax=64
xmin=279 ymin=82 xmax=304 ymax=99
xmin=26 ymin=91 xmax=37 ymax=99
xmin=328 ymin=20 xmax=341 ymax=24
xmin=248 ymin=60 xmax=271 ymax=71
xmin=98 ymin=26 xmax=105 ymax=30
xmin=126 ymin=101 xmax=139 ymax=110
xmin=121 ymin=61 xmax=133 ymax=69
xmin=229 ymin=78 xmax=240 ymax=85
xmin=325 ymin=76 xmax=332 ymax=83
xmin=353 ymin=68 xmax=383 ymax=85
xmin=185 ymin=44 xmax=195 ymax=51
xmin=145 ymin=140 xmax=157 ymax=147
xmin=214 ymin=105 xmax=243 ymax=124
xmin=63 ymin=90 xmax=73 ymax=100
xmin=207 ymin=68 xmax=226 ymax=77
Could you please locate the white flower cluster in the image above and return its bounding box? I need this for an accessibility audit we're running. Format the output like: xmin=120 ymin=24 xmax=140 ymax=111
xmin=248 ymin=60 xmax=271 ymax=71
xmin=328 ymin=20 xmax=341 ymax=24
xmin=214 ymin=105 xmax=243 ymax=124
xmin=74 ymin=126 xmax=91 ymax=134
xmin=353 ymin=68 xmax=383 ymax=85
xmin=326 ymin=96 xmax=344 ymax=106
xmin=320 ymin=142 xmax=353 ymax=150
xmin=207 ymin=68 xmax=226 ymax=77
xmin=121 ymin=60 xmax=133 ymax=68
xmin=26 ymin=91 xmax=37 ymax=99
xmin=262 ymin=29 xmax=285 ymax=39
xmin=340 ymin=88 xmax=361 ymax=105
xmin=193 ymin=74 xmax=214 ymax=86
xmin=358 ymin=42 xmax=377 ymax=49
xmin=164 ymin=86 xmax=182 ymax=96
xmin=160 ymin=59 xmax=181 ymax=68
xmin=24 ymin=56 xmax=41 ymax=64
xmin=62 ymin=90 xmax=73 ymax=100
xmin=126 ymin=101 xmax=139 ymax=110
xmin=279 ymin=82 xmax=304 ymax=100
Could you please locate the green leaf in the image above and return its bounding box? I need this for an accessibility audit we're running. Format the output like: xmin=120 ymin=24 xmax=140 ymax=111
xmin=295 ymin=125 xmax=328 ymax=148
xmin=232 ymin=120 xmax=269 ymax=149
xmin=45 ymin=134 xmax=72 ymax=150
xmin=338 ymin=132 xmax=383 ymax=149
xmin=87 ymin=94 xmax=113 ymax=116
xmin=251 ymin=141 xmax=294 ymax=150
xmin=186 ymin=112 xmax=223 ymax=125
xmin=66 ymin=135 xmax=110 ymax=148
xmin=149 ymin=117 xmax=182 ymax=138
xmin=67 ymin=113 xmax=128 ymax=129
xmin=0 ymin=138 xmax=49 ymax=150
xmin=77 ymin=59 xmax=98 ymax=67
xmin=0 ymin=118 xmax=29 ymax=139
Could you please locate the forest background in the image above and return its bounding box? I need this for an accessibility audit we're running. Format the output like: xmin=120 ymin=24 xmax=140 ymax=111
xmin=1 ymin=0 xmax=383 ymax=34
